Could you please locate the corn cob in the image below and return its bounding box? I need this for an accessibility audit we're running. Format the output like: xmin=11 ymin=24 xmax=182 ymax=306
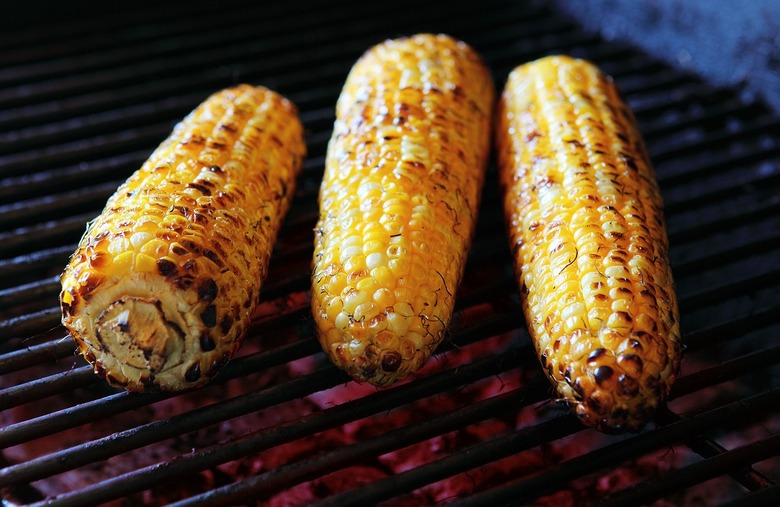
xmin=496 ymin=56 xmax=681 ymax=432
xmin=60 ymin=85 xmax=306 ymax=392
xmin=311 ymin=34 xmax=495 ymax=387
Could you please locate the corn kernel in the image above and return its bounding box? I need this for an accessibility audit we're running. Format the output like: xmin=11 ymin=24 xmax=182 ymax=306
xmin=373 ymin=287 xmax=394 ymax=309
xmin=134 ymin=252 xmax=157 ymax=273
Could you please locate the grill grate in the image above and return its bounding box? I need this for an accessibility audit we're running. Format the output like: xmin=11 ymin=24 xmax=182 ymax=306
xmin=2 ymin=0 xmax=779 ymax=505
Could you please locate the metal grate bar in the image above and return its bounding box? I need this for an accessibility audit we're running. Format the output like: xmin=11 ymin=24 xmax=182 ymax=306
xmin=598 ymin=434 xmax=780 ymax=506
xmin=2 ymin=1 xmax=779 ymax=504
xmin=314 ymin=344 xmax=780 ymax=506
xmin=717 ymin=483 xmax=780 ymax=507
xmin=446 ymin=388 xmax=780 ymax=507
xmin=166 ymin=384 xmax=551 ymax=507
xmin=657 ymin=409 xmax=775 ymax=492
xmin=22 ymin=347 xmax=529 ymax=507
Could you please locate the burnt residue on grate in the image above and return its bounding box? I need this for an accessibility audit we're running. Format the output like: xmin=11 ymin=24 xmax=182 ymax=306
xmin=1 ymin=0 xmax=779 ymax=506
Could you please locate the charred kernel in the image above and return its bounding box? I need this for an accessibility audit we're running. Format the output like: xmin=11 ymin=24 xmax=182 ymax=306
xmin=587 ymin=348 xmax=607 ymax=363
xmin=198 ymin=279 xmax=218 ymax=302
xmin=618 ymin=374 xmax=639 ymax=396
xmin=78 ymin=272 xmax=104 ymax=296
xmin=364 ymin=344 xmax=380 ymax=359
xmin=181 ymin=240 xmax=201 ymax=254
xmin=201 ymin=305 xmax=217 ymax=328
xmin=381 ymin=351 xmax=402 ymax=372
xmin=203 ymin=248 xmax=223 ymax=266
xmin=185 ymin=363 xmax=201 ymax=382
xmin=174 ymin=275 xmax=195 ymax=290
xmin=593 ymin=366 xmax=614 ymax=385
xmin=157 ymin=258 xmax=177 ymax=277
xmin=611 ymin=408 xmax=629 ymax=422
xmin=106 ymin=373 xmax=128 ymax=387
xmin=199 ymin=333 xmax=216 ymax=351
xmin=89 ymin=252 xmax=109 ymax=268
xmin=207 ymin=357 xmax=227 ymax=377
xmin=618 ymin=353 xmax=644 ymax=373
xmin=587 ymin=396 xmax=602 ymax=413
xmin=220 ymin=315 xmax=233 ymax=334
xmin=82 ymin=349 xmax=97 ymax=364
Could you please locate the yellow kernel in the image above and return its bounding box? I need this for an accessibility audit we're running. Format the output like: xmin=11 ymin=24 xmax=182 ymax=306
xmin=108 ymin=237 xmax=130 ymax=255
xmin=569 ymin=337 xmax=589 ymax=360
xmin=356 ymin=277 xmax=378 ymax=293
xmin=343 ymin=254 xmax=366 ymax=273
xmin=357 ymin=181 xmax=382 ymax=199
xmin=370 ymin=266 xmax=394 ymax=287
xmin=325 ymin=298 xmax=343 ymax=322
xmin=342 ymin=235 xmax=362 ymax=248
xmin=394 ymin=302 xmax=415 ymax=317
xmin=134 ymin=252 xmax=157 ymax=273
xmin=328 ymin=273 xmax=347 ymax=295
xmin=367 ymin=313 xmax=388 ymax=331
xmin=343 ymin=289 xmax=370 ymax=314
xmin=354 ymin=302 xmax=379 ymax=322
xmin=561 ymin=302 xmax=586 ymax=321
xmin=113 ymin=251 xmax=134 ymax=274
xmin=130 ymin=232 xmax=154 ymax=250
xmin=388 ymin=234 xmax=411 ymax=249
xmin=340 ymin=245 xmax=363 ymax=263
xmin=140 ymin=239 xmax=169 ymax=257
xmin=394 ymin=286 xmax=413 ymax=303
xmin=611 ymin=299 xmax=632 ymax=313
xmin=373 ymin=288 xmax=394 ymax=308
xmin=588 ymin=307 xmax=609 ymax=329
xmin=607 ymin=311 xmax=632 ymax=330
xmin=386 ymin=312 xmax=409 ymax=336
xmin=364 ymin=239 xmax=386 ymax=255
xmin=388 ymin=258 xmax=410 ymax=276
xmin=633 ymin=313 xmax=658 ymax=334
xmin=365 ymin=252 xmax=388 ymax=270
xmin=604 ymin=265 xmax=630 ymax=279
xmin=334 ymin=312 xmax=351 ymax=331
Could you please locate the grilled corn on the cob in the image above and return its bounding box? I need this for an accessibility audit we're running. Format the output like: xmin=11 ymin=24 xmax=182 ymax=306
xmin=60 ymin=85 xmax=306 ymax=392
xmin=312 ymin=34 xmax=495 ymax=386
xmin=496 ymin=56 xmax=681 ymax=432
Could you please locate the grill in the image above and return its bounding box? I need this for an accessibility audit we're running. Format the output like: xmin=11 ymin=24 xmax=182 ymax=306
xmin=2 ymin=0 xmax=779 ymax=505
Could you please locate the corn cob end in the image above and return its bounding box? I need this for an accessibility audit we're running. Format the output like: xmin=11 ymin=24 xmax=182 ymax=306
xmin=61 ymin=84 xmax=305 ymax=392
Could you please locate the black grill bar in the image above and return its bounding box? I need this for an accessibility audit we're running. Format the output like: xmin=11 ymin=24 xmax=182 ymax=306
xmin=22 ymin=347 xmax=528 ymax=507
xmin=599 ymin=435 xmax=780 ymax=507
xmin=2 ymin=0 xmax=780 ymax=505
xmin=448 ymin=388 xmax=780 ymax=507
xmin=303 ymin=344 xmax=780 ymax=507
xmin=168 ymin=388 xmax=547 ymax=507
xmin=719 ymin=483 xmax=780 ymax=507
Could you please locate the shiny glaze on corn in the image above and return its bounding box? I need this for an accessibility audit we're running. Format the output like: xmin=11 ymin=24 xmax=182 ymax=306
xmin=496 ymin=56 xmax=681 ymax=432
xmin=60 ymin=85 xmax=306 ymax=392
xmin=312 ymin=34 xmax=495 ymax=387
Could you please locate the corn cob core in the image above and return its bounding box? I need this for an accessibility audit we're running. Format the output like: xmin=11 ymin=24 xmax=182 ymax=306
xmin=496 ymin=56 xmax=681 ymax=432
xmin=60 ymin=85 xmax=306 ymax=392
xmin=312 ymin=34 xmax=494 ymax=386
